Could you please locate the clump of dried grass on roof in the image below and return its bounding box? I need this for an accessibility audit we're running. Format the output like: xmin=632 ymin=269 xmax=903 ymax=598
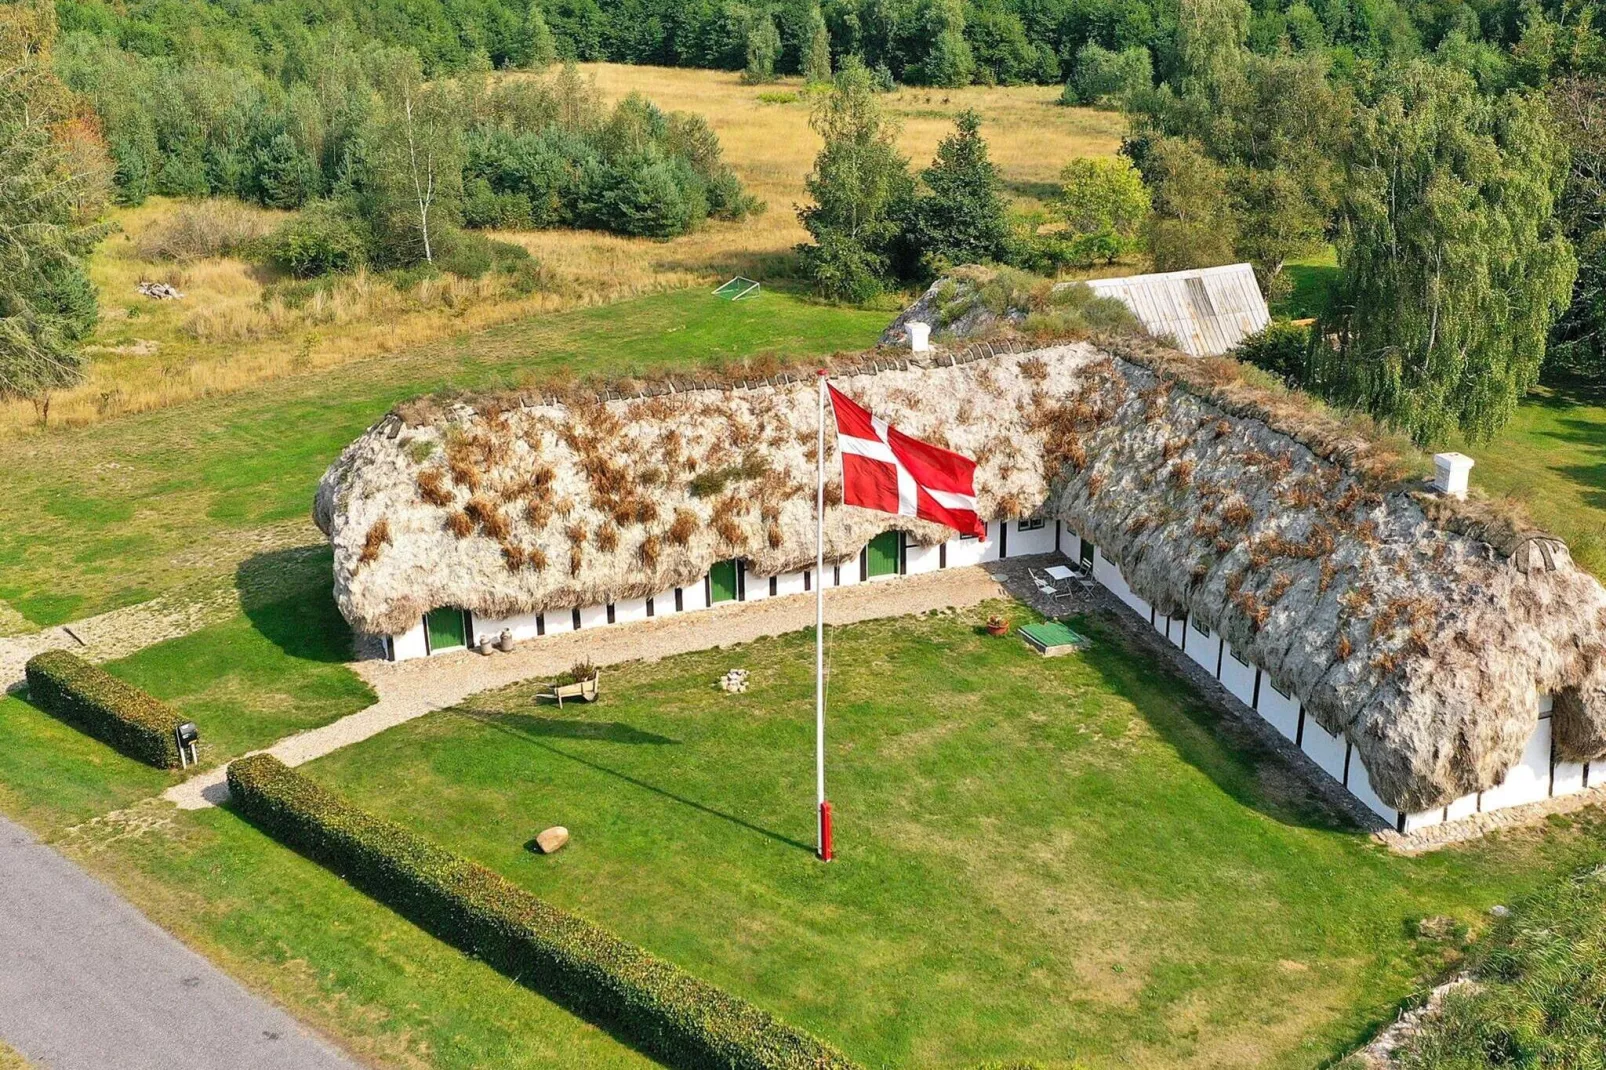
xmin=317 ymin=336 xmax=1606 ymax=815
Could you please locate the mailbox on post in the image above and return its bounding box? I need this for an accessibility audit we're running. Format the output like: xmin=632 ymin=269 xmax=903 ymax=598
xmin=175 ymin=722 xmax=200 ymax=768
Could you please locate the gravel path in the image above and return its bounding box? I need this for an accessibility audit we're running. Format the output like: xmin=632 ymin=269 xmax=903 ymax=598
xmin=0 ymin=813 xmax=358 ymax=1070
xmin=165 ymin=565 xmax=1008 ymax=810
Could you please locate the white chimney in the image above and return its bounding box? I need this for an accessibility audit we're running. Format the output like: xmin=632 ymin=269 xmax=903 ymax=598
xmin=1433 ymin=452 xmax=1474 ymax=498
xmin=907 ymin=321 xmax=931 ymax=353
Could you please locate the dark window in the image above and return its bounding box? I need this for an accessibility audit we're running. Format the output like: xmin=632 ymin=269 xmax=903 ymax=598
xmin=1018 ymin=517 xmax=1046 ymax=532
xmin=1192 ymin=617 xmax=1211 ymax=638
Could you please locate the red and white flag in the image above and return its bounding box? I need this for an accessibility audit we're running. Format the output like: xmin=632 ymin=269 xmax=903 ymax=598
xmin=827 ymin=383 xmax=986 ymax=538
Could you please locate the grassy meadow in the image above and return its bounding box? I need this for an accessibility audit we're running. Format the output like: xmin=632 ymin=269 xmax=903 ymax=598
xmin=0 ymin=287 xmax=885 ymax=631
xmin=3 ymin=66 xmax=1122 ymax=436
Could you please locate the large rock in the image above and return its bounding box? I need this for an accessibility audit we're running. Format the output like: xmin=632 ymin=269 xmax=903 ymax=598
xmin=535 ymin=826 xmax=569 ymax=854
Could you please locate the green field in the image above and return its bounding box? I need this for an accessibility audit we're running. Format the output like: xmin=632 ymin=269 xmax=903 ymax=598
xmin=291 ymin=604 xmax=1602 ymax=1070
xmin=0 ymin=287 xmax=887 ymax=632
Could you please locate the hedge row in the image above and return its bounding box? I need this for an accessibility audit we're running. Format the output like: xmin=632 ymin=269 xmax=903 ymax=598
xmin=24 ymin=650 xmax=184 ymax=768
xmin=226 ymin=755 xmax=860 ymax=1070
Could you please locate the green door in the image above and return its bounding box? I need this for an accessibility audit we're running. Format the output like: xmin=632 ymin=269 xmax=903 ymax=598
xmin=709 ymin=559 xmax=739 ymax=603
xmin=867 ymin=530 xmax=900 ymax=577
xmin=426 ymin=607 xmax=467 ymax=651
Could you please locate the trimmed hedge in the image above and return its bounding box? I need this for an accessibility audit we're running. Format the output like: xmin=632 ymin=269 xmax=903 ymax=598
xmin=226 ymin=755 xmax=861 ymax=1070
xmin=24 ymin=650 xmax=185 ymax=767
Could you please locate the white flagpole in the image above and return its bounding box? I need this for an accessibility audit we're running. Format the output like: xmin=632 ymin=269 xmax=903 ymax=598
xmin=816 ymin=370 xmax=832 ymax=862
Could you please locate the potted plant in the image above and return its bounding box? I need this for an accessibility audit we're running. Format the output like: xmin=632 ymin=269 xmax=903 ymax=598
xmin=986 ymin=614 xmax=1010 ymax=637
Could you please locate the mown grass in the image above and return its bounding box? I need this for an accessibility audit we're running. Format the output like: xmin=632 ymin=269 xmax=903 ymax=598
xmin=1455 ymin=377 xmax=1606 ymax=579
xmin=0 ymin=553 xmax=371 ymax=817
xmin=105 ymin=560 xmax=375 ymax=764
xmin=0 ymin=553 xmax=650 ymax=1068
xmin=0 ymin=287 xmax=885 ymax=630
xmin=297 ymin=601 xmax=1606 ymax=1070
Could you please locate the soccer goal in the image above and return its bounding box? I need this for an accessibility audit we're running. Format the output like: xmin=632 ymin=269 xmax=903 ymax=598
xmin=713 ymin=276 xmax=761 ymax=301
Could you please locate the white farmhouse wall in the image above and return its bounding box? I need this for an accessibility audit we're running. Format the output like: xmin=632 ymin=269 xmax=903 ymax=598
xmin=907 ymin=542 xmax=942 ymax=575
xmin=1010 ymin=519 xmax=1056 ymax=557
xmin=578 ymin=603 xmax=609 ymax=630
xmin=1300 ymin=717 xmax=1347 ymax=784
xmin=1218 ymin=646 xmax=1257 ymax=707
xmin=614 ymin=597 xmax=650 ymax=625
xmin=1345 ymin=757 xmax=1399 ymax=823
xmin=1481 ymin=715 xmax=1552 ymax=811
xmin=391 ymin=619 xmax=429 ymax=661
xmin=1445 ymin=792 xmax=1479 ymax=822
xmin=1184 ymin=622 xmax=1221 ymax=676
xmin=679 ymin=582 xmax=710 ymax=613
xmin=472 ymin=609 xmax=543 ymax=643
xmin=1257 ymin=681 xmax=1300 ymax=741
xmin=774 ymin=570 xmax=809 ymax=597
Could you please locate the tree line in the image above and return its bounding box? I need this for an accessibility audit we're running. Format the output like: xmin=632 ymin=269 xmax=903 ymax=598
xmin=795 ymin=0 xmax=1606 ymax=445
xmin=54 ymin=0 xmax=1569 ymax=91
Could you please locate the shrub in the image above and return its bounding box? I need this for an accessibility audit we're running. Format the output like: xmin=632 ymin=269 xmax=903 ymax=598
xmin=135 ymin=199 xmax=277 ymax=262
xmin=24 ymin=650 xmax=184 ymax=767
xmin=1065 ymin=44 xmax=1152 ymax=108
xmin=226 ymin=755 xmax=860 ymax=1070
xmin=1234 ymin=321 xmax=1313 ymax=388
xmin=262 ymin=202 xmax=368 ymax=278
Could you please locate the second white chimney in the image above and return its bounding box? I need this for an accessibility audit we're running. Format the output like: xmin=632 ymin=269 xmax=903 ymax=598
xmin=907 ymin=321 xmax=931 ymax=353
xmin=1433 ymin=452 xmax=1474 ymax=498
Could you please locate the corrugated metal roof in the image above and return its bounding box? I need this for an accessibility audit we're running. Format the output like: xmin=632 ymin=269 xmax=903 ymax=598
xmin=1081 ymin=263 xmax=1270 ymax=357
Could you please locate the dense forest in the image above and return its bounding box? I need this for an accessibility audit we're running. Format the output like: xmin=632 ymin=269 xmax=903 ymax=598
xmin=51 ymin=0 xmax=1563 ymax=88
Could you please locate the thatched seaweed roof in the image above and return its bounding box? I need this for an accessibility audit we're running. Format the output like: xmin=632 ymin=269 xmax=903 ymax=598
xmin=316 ymin=338 xmax=1606 ymax=812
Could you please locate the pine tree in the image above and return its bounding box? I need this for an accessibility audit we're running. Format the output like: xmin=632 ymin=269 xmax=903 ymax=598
xmin=797 ymin=58 xmax=914 ymax=301
xmin=906 ymin=110 xmax=1009 ymax=275
xmin=0 ymin=0 xmax=110 ymax=411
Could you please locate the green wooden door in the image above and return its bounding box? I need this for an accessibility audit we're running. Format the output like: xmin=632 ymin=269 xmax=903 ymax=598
xmin=426 ymin=607 xmax=467 ymax=651
xmin=867 ymin=530 xmax=900 ymax=577
xmin=709 ymin=559 xmax=738 ymax=603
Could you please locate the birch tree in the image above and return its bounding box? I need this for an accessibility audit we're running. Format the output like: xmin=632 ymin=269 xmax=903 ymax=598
xmin=1315 ymin=64 xmax=1576 ymax=444
xmin=367 ymin=52 xmax=464 ymax=266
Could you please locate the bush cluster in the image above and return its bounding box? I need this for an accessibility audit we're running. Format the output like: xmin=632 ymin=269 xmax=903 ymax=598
xmin=463 ymin=93 xmax=759 ymax=240
xmin=226 ymin=754 xmax=861 ymax=1070
xmin=24 ymin=650 xmax=185 ymax=767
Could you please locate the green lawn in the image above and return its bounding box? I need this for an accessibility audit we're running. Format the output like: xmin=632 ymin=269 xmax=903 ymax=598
xmin=0 ymin=287 xmax=886 ymax=631
xmin=0 ymin=548 xmax=372 ymax=819
xmin=1456 ymin=377 xmax=1606 ymax=579
xmin=296 ymin=602 xmax=1604 ymax=1070
xmin=0 ymin=549 xmax=652 ymax=1069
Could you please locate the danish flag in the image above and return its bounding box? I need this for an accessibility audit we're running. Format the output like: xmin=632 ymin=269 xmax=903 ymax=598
xmin=827 ymin=383 xmax=986 ymax=538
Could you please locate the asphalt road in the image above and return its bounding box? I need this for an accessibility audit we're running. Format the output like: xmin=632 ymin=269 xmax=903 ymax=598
xmin=0 ymin=814 xmax=359 ymax=1070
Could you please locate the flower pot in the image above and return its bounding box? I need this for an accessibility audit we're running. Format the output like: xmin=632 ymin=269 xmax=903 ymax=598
xmin=986 ymin=620 xmax=1009 ymax=637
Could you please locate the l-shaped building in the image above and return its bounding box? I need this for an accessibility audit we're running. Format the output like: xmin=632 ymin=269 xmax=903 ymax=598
xmin=316 ymin=331 xmax=1606 ymax=837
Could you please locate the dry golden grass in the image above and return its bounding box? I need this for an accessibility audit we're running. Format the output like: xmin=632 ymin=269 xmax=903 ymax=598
xmin=7 ymin=67 xmax=1121 ymax=436
xmin=512 ymin=63 xmax=1126 ymax=288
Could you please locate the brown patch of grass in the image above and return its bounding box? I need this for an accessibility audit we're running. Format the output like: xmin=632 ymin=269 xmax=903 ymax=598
xmin=668 ymin=508 xmax=698 ymax=546
xmin=446 ymin=511 xmax=473 ymax=539
xmin=417 ymin=467 xmax=453 ymax=506
xmin=357 ymin=518 xmax=391 ymax=566
xmin=595 ymin=522 xmax=619 ymax=553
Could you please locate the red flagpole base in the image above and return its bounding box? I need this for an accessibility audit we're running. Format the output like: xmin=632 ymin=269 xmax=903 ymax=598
xmin=817 ymin=800 xmax=833 ymax=862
